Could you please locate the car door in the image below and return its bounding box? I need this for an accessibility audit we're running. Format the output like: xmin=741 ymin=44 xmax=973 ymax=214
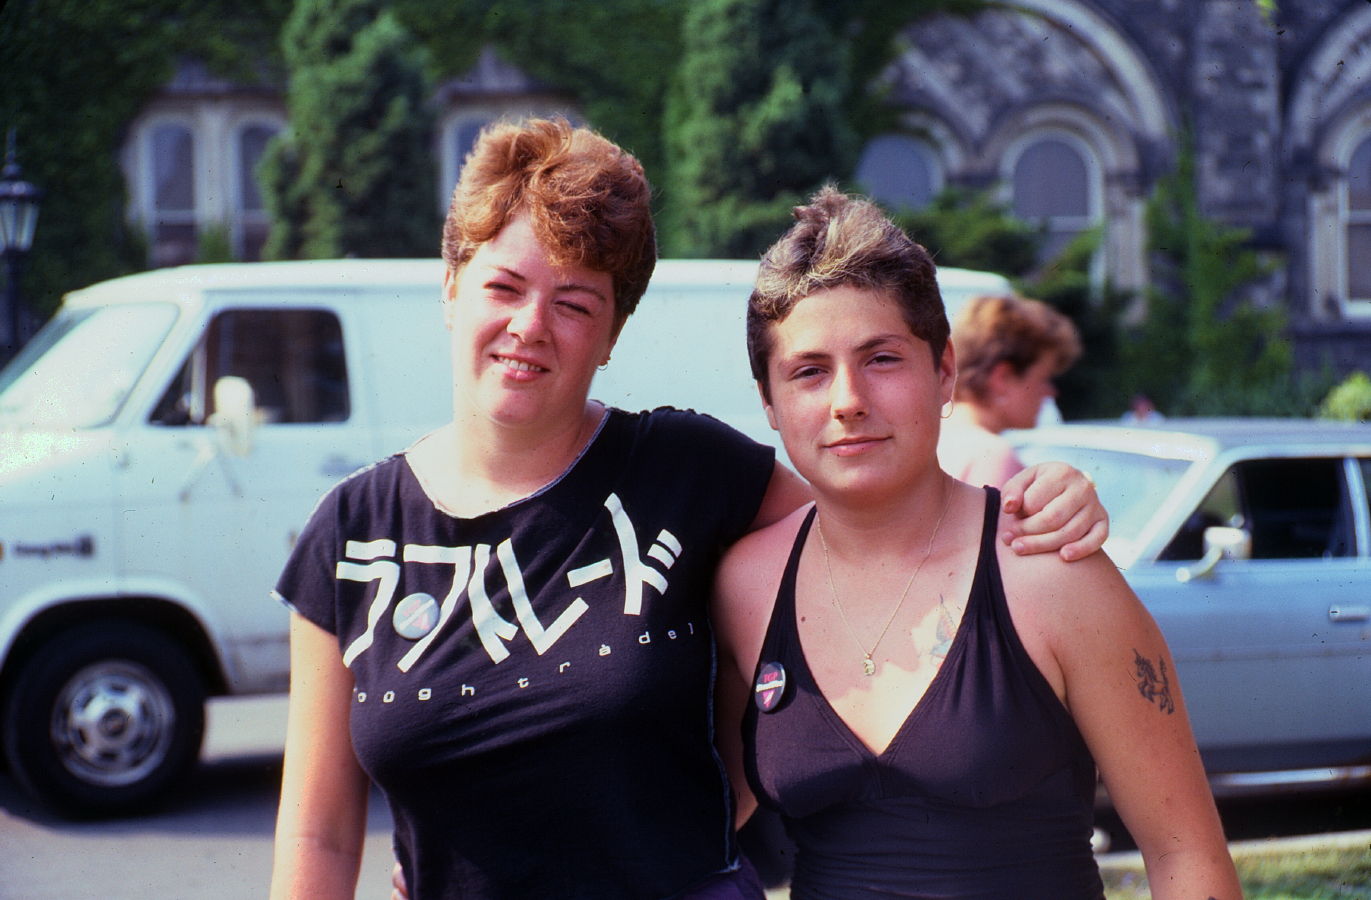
xmin=1129 ymin=455 xmax=1371 ymax=774
xmin=119 ymin=302 xmax=371 ymax=694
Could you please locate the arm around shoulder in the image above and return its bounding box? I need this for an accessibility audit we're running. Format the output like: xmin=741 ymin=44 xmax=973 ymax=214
xmin=711 ymin=511 xmax=805 ymax=827
xmin=269 ymin=613 xmax=372 ymax=900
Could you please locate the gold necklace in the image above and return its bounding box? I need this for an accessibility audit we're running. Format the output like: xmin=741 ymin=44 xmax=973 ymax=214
xmin=815 ymin=481 xmax=953 ymax=677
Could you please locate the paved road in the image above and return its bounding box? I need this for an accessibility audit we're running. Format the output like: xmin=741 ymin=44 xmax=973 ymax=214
xmin=0 ymin=696 xmax=396 ymax=900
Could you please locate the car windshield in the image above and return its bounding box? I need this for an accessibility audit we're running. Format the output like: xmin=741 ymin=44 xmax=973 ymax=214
xmin=1016 ymin=442 xmax=1192 ymax=560
xmin=0 ymin=304 xmax=179 ymax=429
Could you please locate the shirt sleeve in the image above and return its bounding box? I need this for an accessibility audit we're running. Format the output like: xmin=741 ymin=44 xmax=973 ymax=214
xmin=271 ymin=485 xmax=344 ymax=636
xmin=646 ymin=407 xmax=776 ymax=548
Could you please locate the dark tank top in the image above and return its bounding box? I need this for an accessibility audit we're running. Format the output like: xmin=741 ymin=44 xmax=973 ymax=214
xmin=743 ymin=489 xmax=1105 ymax=899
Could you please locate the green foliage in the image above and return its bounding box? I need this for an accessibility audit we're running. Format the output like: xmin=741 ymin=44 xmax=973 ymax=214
xmin=474 ymin=1 xmax=684 ymax=195
xmin=894 ymin=188 xmax=1041 ymax=278
xmin=262 ymin=0 xmax=438 ymax=259
xmin=195 ymin=222 xmax=235 ymax=264
xmin=817 ymin=0 xmax=984 ymax=141
xmin=1102 ymin=844 xmax=1371 ymax=899
xmin=1019 ymin=230 xmax=1132 ymax=419
xmin=662 ymin=0 xmax=859 ymax=257
xmin=1121 ymin=140 xmax=1299 ymax=416
xmin=0 ymin=0 xmax=286 ymax=320
xmin=893 ymin=189 xmax=1125 ymax=418
xmin=1319 ymin=371 xmax=1371 ymax=422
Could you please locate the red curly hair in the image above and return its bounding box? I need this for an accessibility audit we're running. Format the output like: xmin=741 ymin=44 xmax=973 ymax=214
xmin=441 ymin=117 xmax=657 ymax=324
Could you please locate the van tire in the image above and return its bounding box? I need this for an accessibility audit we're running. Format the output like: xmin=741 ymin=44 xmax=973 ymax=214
xmin=2 ymin=622 xmax=205 ymax=818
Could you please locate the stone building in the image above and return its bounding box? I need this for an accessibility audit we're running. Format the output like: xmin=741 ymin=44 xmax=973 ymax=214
xmin=120 ymin=0 xmax=1371 ymax=373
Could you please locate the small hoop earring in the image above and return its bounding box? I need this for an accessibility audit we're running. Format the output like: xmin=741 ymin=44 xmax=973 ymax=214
xmin=940 ymin=400 xmax=954 ymax=419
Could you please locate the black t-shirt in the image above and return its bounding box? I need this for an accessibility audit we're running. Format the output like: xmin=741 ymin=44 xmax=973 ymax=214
xmin=275 ymin=407 xmax=775 ymax=899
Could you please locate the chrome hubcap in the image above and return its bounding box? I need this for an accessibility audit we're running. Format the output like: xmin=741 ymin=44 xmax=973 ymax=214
xmin=51 ymin=661 xmax=174 ymax=787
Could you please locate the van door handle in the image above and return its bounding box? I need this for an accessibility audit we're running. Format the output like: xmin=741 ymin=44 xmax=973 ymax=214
xmin=1329 ymin=605 xmax=1371 ymax=623
xmin=321 ymin=455 xmax=366 ymax=477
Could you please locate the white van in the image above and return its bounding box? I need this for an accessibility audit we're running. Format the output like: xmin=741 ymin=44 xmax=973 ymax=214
xmin=0 ymin=258 xmax=1010 ymax=815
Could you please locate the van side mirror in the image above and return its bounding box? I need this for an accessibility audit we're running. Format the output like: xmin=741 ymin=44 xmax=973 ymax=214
xmin=1176 ymin=526 xmax=1251 ymax=583
xmin=210 ymin=376 xmax=257 ymax=457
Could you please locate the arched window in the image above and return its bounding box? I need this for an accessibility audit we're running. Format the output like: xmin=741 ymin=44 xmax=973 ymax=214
xmin=150 ymin=122 xmax=197 ymax=267
xmin=1010 ymin=136 xmax=1095 ymax=263
xmin=1346 ymin=136 xmax=1371 ymax=304
xmin=855 ymin=135 xmax=941 ymax=210
xmin=236 ymin=123 xmax=280 ymax=260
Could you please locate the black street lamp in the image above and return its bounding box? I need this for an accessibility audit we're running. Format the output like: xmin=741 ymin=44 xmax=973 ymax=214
xmin=0 ymin=129 xmax=43 ymax=362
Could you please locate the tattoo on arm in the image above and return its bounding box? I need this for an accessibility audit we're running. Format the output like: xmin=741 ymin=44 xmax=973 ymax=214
xmin=1131 ymin=648 xmax=1175 ymax=715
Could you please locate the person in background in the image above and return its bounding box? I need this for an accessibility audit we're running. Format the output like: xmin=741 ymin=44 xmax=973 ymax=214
xmin=938 ymin=292 xmax=1081 ymax=488
xmin=712 ymin=186 xmax=1241 ymax=899
xmin=1122 ymin=392 xmax=1166 ymax=425
xmin=269 ymin=119 xmax=1110 ymax=900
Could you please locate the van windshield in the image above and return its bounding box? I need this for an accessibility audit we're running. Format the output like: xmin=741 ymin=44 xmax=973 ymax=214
xmin=0 ymin=304 xmax=179 ymax=429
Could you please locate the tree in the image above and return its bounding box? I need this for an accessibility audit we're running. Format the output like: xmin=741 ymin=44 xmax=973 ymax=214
xmin=262 ymin=0 xmax=436 ymax=259
xmin=894 ymin=188 xmax=1041 ymax=278
xmin=1122 ymin=141 xmax=1300 ymax=415
xmin=0 ymin=0 xmax=288 ymax=318
xmin=662 ymin=0 xmax=859 ymax=257
xmin=896 ymin=189 xmax=1128 ymax=418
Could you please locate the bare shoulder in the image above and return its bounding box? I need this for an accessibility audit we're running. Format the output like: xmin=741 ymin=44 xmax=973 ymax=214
xmin=713 ymin=503 xmax=811 ymax=665
xmin=998 ymin=504 xmax=1135 ymax=633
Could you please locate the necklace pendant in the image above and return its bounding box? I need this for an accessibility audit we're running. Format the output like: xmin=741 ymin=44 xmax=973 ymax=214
xmin=862 ymin=656 xmax=876 ymax=676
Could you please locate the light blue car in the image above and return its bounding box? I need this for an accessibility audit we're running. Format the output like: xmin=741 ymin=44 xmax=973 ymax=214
xmin=1015 ymin=418 xmax=1371 ymax=790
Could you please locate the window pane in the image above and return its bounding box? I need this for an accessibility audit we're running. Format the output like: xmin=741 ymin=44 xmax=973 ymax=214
xmin=1160 ymin=469 xmax=1242 ymax=561
xmin=452 ymin=119 xmax=491 ymax=187
xmin=856 ymin=135 xmax=936 ymax=210
xmin=239 ymin=220 xmax=269 ymax=262
xmin=1349 ymin=138 xmax=1371 ymax=211
xmin=152 ymin=222 xmax=197 ymax=268
xmin=1348 ymin=224 xmax=1371 ymax=299
xmin=0 ymin=304 xmax=179 ymax=429
xmin=152 ymin=124 xmax=195 ymax=212
xmin=1235 ymin=458 xmax=1347 ymax=559
xmin=196 ymin=309 xmax=350 ymax=424
xmin=238 ymin=125 xmax=278 ymax=213
xmin=1012 ymin=139 xmax=1089 ymax=219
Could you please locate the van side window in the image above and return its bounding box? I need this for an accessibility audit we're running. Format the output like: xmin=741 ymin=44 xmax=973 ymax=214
xmin=151 ymin=309 xmax=350 ymax=425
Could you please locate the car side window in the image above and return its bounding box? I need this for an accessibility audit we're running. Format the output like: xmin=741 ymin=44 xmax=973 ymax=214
xmin=1161 ymin=458 xmax=1353 ymax=561
xmin=1160 ymin=469 xmax=1241 ymax=561
xmin=1239 ymin=458 xmax=1351 ymax=559
xmin=150 ymin=309 xmax=349 ymax=425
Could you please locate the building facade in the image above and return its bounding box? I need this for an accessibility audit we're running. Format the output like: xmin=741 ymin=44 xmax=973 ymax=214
xmin=120 ymin=0 xmax=1371 ymax=374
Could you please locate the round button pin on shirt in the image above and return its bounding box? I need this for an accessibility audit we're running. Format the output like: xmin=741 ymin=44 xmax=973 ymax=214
xmin=754 ymin=661 xmax=786 ymax=713
xmin=393 ymin=592 xmax=440 ymax=640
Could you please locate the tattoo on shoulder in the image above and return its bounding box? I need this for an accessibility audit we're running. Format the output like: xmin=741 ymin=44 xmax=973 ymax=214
xmin=1131 ymin=648 xmax=1175 ymax=715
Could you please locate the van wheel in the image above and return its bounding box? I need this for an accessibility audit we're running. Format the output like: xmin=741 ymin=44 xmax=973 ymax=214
xmin=2 ymin=622 xmax=205 ymax=818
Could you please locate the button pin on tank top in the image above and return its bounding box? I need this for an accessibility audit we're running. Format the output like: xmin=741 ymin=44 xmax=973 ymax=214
xmin=754 ymin=662 xmax=787 ymax=713
xmin=393 ymin=592 xmax=441 ymax=640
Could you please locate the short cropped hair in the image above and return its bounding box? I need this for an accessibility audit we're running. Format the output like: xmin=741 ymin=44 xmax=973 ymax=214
xmin=441 ymin=117 xmax=657 ymax=324
xmin=747 ymin=186 xmax=947 ymax=401
xmin=951 ymin=293 xmax=1081 ymax=402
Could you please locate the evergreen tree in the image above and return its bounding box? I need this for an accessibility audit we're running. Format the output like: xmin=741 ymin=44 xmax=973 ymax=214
xmin=262 ymin=0 xmax=436 ymax=259
xmin=662 ymin=0 xmax=858 ymax=258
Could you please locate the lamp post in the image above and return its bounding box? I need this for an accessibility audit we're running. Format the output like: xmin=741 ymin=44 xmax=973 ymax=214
xmin=0 ymin=129 xmax=43 ymax=363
